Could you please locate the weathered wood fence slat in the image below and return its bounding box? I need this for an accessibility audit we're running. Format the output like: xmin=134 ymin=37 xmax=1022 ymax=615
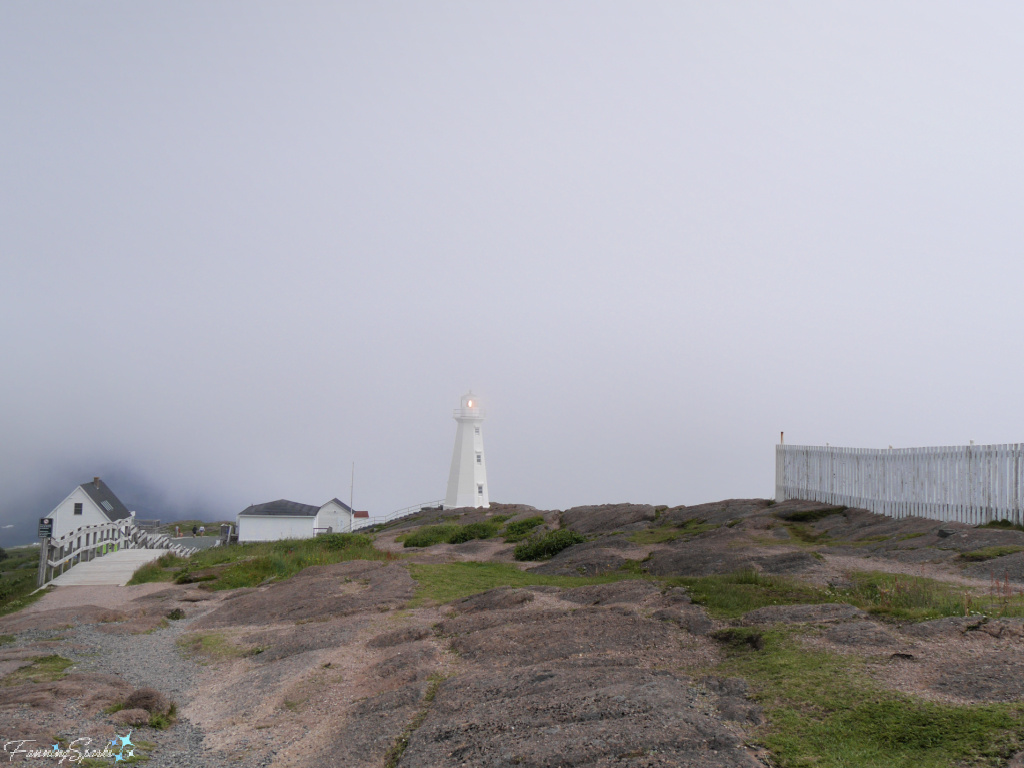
xmin=776 ymin=443 xmax=1024 ymax=525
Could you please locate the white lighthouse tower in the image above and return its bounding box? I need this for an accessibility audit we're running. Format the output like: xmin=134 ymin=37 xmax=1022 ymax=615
xmin=444 ymin=391 xmax=489 ymax=509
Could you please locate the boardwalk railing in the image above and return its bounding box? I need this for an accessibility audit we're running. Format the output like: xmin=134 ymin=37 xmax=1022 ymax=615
xmin=37 ymin=520 xmax=197 ymax=588
xmin=352 ymin=500 xmax=445 ymax=531
xmin=776 ymin=443 xmax=1024 ymax=525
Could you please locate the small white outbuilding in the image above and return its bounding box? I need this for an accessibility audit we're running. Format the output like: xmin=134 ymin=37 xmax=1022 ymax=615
xmin=236 ymin=498 xmax=354 ymax=543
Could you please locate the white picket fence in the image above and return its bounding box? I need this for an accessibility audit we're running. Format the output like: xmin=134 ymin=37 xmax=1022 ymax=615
xmin=776 ymin=443 xmax=1024 ymax=525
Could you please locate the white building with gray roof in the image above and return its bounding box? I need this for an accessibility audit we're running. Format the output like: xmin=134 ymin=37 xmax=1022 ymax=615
xmin=236 ymin=498 xmax=353 ymax=542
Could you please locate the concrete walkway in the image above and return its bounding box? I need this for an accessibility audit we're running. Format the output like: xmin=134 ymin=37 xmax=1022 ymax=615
xmin=48 ymin=549 xmax=166 ymax=587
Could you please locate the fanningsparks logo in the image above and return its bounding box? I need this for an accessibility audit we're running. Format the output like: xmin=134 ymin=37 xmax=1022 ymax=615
xmin=3 ymin=731 xmax=136 ymax=763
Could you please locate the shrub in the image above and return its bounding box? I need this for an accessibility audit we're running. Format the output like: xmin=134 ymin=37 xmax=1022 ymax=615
xmin=402 ymin=525 xmax=463 ymax=548
xmin=0 ymin=547 xmax=7 ymax=563
xmin=447 ymin=522 xmax=500 ymax=544
xmin=513 ymin=529 xmax=585 ymax=561
xmin=503 ymin=516 xmax=544 ymax=542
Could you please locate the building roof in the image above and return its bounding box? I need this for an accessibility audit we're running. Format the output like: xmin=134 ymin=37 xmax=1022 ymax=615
xmin=239 ymin=499 xmax=321 ymax=517
xmin=80 ymin=477 xmax=132 ymax=521
xmin=325 ymin=498 xmax=353 ymax=512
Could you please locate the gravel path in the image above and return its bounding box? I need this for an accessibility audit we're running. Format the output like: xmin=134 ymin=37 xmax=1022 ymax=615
xmin=20 ymin=586 xmax=259 ymax=768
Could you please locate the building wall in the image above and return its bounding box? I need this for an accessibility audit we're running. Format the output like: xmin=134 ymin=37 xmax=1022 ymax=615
xmin=49 ymin=487 xmax=111 ymax=540
xmin=316 ymin=501 xmax=353 ymax=533
xmin=446 ymin=418 xmax=489 ymax=508
xmin=237 ymin=515 xmax=315 ymax=542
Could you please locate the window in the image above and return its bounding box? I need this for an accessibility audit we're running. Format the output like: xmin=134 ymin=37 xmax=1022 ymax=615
xmin=477 ymin=484 xmax=484 ymax=495
xmin=74 ymin=503 xmax=83 ymax=515
xmin=101 ymin=500 xmax=113 ymax=512
xmin=476 ymin=453 xmax=482 ymax=464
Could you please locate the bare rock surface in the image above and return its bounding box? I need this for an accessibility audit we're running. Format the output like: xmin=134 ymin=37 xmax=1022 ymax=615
xmin=561 ymin=503 xmax=657 ymax=534
xmin=665 ymin=498 xmax=775 ymax=526
xmin=526 ymin=538 xmax=646 ymax=576
xmin=932 ymin=653 xmax=1024 ymax=701
xmin=0 ymin=605 xmax=129 ymax=633
xmin=193 ymin=560 xmax=414 ymax=629
xmin=11 ymin=497 xmax=1024 ymax=767
xmin=824 ymin=621 xmax=897 ymax=646
xmin=742 ymin=603 xmax=866 ymax=625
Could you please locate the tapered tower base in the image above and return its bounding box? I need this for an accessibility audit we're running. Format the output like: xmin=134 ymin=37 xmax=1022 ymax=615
xmin=445 ymin=392 xmax=489 ymax=508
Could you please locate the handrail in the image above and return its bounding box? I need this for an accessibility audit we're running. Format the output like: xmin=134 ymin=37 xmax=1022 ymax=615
xmin=352 ymin=499 xmax=445 ymax=531
xmin=37 ymin=519 xmax=198 ymax=588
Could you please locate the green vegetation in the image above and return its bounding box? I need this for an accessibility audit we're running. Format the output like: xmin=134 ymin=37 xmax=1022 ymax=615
xmin=783 ymin=523 xmax=833 ymax=546
xmin=401 ymin=521 xmax=504 ymax=548
xmin=0 ymin=546 xmax=43 ymax=618
xmin=776 ymin=505 xmax=847 ymax=523
xmin=149 ymin=702 xmax=177 ymax=729
xmin=673 ymin=569 xmax=1024 ymax=623
xmin=3 ymin=654 xmax=73 ymax=685
xmin=960 ymin=545 xmax=1024 ymax=562
xmin=897 ymin=532 xmax=927 ymax=541
xmin=845 ymin=571 xmax=1024 ymax=621
xmin=408 ymin=561 xmax=647 ymax=605
xmin=130 ymin=533 xmax=388 ymax=590
xmin=714 ymin=628 xmax=1024 ymax=767
xmin=979 ymin=519 xmax=1024 ymax=533
xmin=177 ymin=631 xmax=266 ymax=661
xmin=670 ymin=571 xmax=832 ymax=620
xmin=0 ymin=634 xmax=14 ymax=646
xmin=513 ymin=529 xmax=586 ymax=561
xmin=628 ymin=518 xmax=718 ymax=545
xmin=384 ymin=673 xmax=449 ymax=768
xmin=503 ymin=516 xmax=544 ymax=542
xmin=127 ymin=560 xmax=176 ymax=585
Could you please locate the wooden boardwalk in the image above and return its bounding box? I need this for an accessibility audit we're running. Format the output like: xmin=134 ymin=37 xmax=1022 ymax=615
xmin=48 ymin=549 xmax=165 ymax=587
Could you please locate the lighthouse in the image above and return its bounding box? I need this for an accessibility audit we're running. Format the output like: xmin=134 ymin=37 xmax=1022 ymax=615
xmin=444 ymin=392 xmax=489 ymax=509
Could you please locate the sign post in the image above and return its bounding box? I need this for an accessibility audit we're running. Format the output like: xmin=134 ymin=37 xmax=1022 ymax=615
xmin=36 ymin=518 xmax=53 ymax=588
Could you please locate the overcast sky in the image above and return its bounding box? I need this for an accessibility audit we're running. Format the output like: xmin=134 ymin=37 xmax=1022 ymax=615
xmin=2 ymin=3 xmax=1023 ymax=546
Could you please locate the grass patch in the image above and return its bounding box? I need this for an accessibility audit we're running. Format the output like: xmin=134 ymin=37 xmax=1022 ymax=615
xmin=401 ymin=522 xmax=501 ymax=548
xmin=149 ymin=702 xmax=177 ymax=729
xmin=979 ymin=519 xmax=1024 ymax=533
xmin=513 ymin=529 xmax=585 ymax=561
xmin=669 ymin=571 xmax=832 ymax=620
xmin=843 ymin=571 xmax=1024 ymax=621
xmin=408 ymin=562 xmax=649 ymax=605
xmin=503 ymin=516 xmax=544 ymax=543
xmin=776 ymin=505 xmax=847 ymax=523
xmin=628 ymin=518 xmax=718 ymax=545
xmin=3 ymin=655 xmax=73 ymax=685
xmin=176 ymin=632 xmax=265 ymax=661
xmin=716 ymin=627 xmax=1024 ymax=767
xmin=126 ymin=560 xmax=176 ymax=585
xmin=131 ymin=533 xmax=390 ymax=590
xmin=0 ymin=634 xmax=14 ymax=646
xmin=673 ymin=568 xmax=1024 ymax=623
xmin=783 ymin=523 xmax=833 ymax=546
xmin=960 ymin=546 xmax=1024 ymax=562
xmin=0 ymin=546 xmax=43 ymax=617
